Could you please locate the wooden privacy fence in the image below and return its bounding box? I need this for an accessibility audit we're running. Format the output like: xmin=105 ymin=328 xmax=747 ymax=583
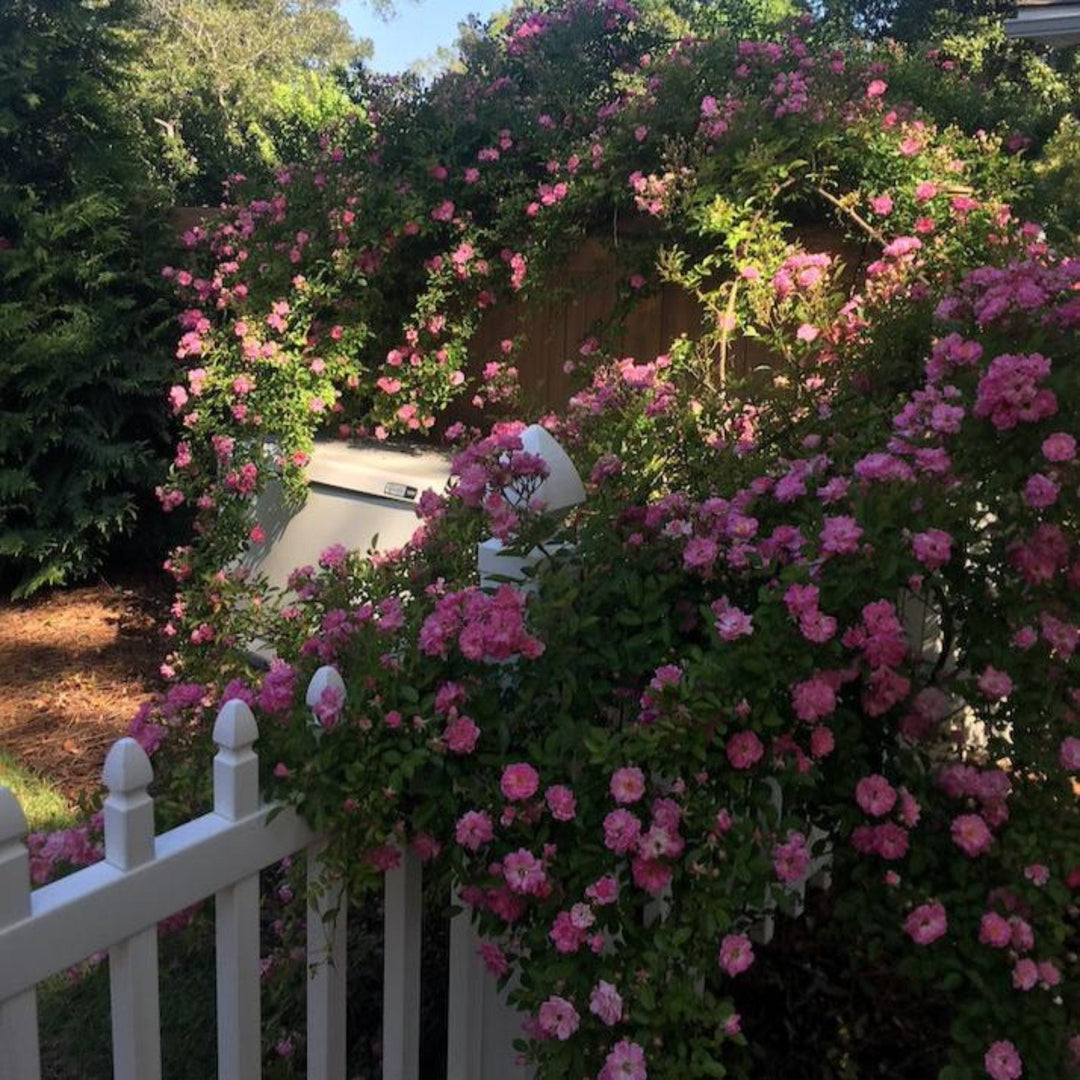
xmin=0 ymin=667 xmax=520 ymax=1080
xmin=170 ymin=207 xmax=866 ymax=414
xmin=466 ymin=225 xmax=868 ymax=412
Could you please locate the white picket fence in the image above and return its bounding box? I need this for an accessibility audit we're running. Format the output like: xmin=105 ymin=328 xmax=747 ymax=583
xmin=0 ymin=666 xmax=524 ymax=1080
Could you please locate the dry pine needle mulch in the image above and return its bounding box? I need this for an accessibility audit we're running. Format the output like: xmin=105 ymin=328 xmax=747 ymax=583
xmin=0 ymin=573 xmax=169 ymax=804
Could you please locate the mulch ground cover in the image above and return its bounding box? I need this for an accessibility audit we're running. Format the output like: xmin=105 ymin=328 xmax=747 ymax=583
xmin=0 ymin=571 xmax=170 ymax=804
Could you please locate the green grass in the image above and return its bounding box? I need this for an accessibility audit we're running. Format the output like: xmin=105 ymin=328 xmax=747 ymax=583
xmin=0 ymin=753 xmax=218 ymax=1079
xmin=0 ymin=751 xmax=77 ymax=831
xmin=38 ymin=916 xmax=219 ymax=1080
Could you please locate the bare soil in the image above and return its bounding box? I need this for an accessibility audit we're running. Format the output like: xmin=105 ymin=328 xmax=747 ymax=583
xmin=0 ymin=572 xmax=170 ymax=804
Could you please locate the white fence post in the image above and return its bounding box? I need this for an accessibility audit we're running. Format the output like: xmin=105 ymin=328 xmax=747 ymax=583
xmin=446 ymin=908 xmax=532 ymax=1080
xmin=212 ymin=701 xmax=262 ymax=1080
xmin=0 ymin=787 xmax=41 ymax=1080
xmin=383 ymin=847 xmax=422 ymax=1080
xmin=462 ymin=422 xmax=584 ymax=1080
xmin=305 ymin=666 xmax=347 ymax=1080
xmin=445 ymin=904 xmax=484 ymax=1080
xmin=306 ymin=842 xmax=347 ymax=1080
xmin=103 ymin=738 xmax=162 ymax=1080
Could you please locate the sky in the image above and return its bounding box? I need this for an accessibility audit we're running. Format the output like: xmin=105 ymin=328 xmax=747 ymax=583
xmin=341 ymin=0 xmax=509 ymax=74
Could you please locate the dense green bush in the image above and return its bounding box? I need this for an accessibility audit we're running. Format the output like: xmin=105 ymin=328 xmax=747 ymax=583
xmin=0 ymin=0 xmax=174 ymax=596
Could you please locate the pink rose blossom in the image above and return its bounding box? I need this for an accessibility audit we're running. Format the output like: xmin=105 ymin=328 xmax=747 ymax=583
xmin=904 ymin=902 xmax=947 ymax=944
xmin=791 ymin=676 xmax=837 ymax=723
xmin=718 ymin=933 xmax=755 ymax=976
xmin=784 ymin=583 xmax=820 ymax=617
xmin=683 ymin=535 xmax=718 ymax=572
xmin=712 ymin=597 xmax=754 ymax=640
xmin=503 ymin=848 xmax=547 ymax=895
xmin=979 ymin=912 xmax=1012 ymax=948
xmin=1012 ymin=958 xmax=1039 ymax=991
xmin=604 ymin=809 xmax=642 ymax=854
xmin=1042 ymin=432 xmax=1076 ymax=462
xmin=810 ymin=725 xmax=835 ymax=758
xmin=545 ymin=784 xmax=577 ymax=821
xmin=1023 ymin=863 xmax=1049 ymax=886
xmin=873 ymin=823 xmax=910 ymax=860
xmin=589 ymin=980 xmax=623 ymax=1026
xmin=726 ymin=730 xmax=764 ymax=769
xmin=898 ymin=786 xmax=921 ymax=827
xmin=444 ymin=715 xmax=480 ymax=754
xmin=478 ymin=941 xmax=509 ymax=977
xmin=1060 ymin=736 xmax=1080 ymax=771
xmin=774 ymin=831 xmax=811 ymax=884
xmin=855 ymin=774 xmax=897 ymax=817
xmin=611 ymin=766 xmax=646 ymax=804
xmin=586 ymin=875 xmax=619 ymax=905
xmin=1024 ymin=473 xmax=1059 ymax=509
xmin=455 ymin=811 xmax=494 ymax=851
xmin=537 ymin=995 xmax=579 ymax=1040
xmin=977 ymin=666 xmax=1013 ymax=701
xmin=501 ymin=763 xmax=540 ymax=802
xmin=821 ymin=515 xmax=863 ymax=555
xmin=974 ymin=352 xmax=1056 ymax=430
xmin=631 ymin=856 xmax=673 ymax=896
xmin=600 ymin=1040 xmax=647 ymax=1080
xmin=550 ymin=910 xmax=587 ymax=954
xmin=798 ymin=608 xmax=838 ymax=643
xmin=984 ymin=1040 xmax=1023 ymax=1080
xmin=1038 ymin=960 xmax=1061 ymax=988
xmin=912 ymin=529 xmax=953 ymax=570
xmin=952 ymin=814 xmax=993 ymax=857
xmin=430 ymin=200 xmax=455 ymax=222
xmin=1010 ymin=916 xmax=1035 ymax=952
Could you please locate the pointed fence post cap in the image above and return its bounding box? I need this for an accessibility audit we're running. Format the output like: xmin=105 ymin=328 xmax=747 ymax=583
xmin=103 ymin=737 xmax=154 ymax=795
xmin=0 ymin=786 xmax=28 ymax=842
xmin=306 ymin=666 xmax=346 ymax=710
xmin=213 ymin=699 xmax=259 ymax=751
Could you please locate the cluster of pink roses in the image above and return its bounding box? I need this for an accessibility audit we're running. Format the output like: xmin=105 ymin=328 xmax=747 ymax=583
xmin=418 ymin=584 xmax=545 ymax=663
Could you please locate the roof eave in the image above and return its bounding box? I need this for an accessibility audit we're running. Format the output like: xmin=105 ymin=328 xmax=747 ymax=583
xmin=1004 ymin=9 xmax=1080 ymax=43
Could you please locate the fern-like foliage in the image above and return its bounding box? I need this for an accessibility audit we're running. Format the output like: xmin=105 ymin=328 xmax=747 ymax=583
xmin=0 ymin=0 xmax=174 ymax=597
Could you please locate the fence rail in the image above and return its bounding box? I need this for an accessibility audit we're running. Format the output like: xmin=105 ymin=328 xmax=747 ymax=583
xmin=0 ymin=667 xmax=523 ymax=1080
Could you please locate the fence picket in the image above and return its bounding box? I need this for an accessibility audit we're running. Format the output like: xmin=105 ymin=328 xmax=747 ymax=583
xmin=446 ymin=904 xmax=484 ymax=1080
xmin=383 ymin=848 xmax=422 ymax=1080
xmin=0 ymin=788 xmax=41 ymax=1080
xmin=305 ymin=667 xmax=348 ymax=1080
xmin=102 ymin=738 xmax=162 ymax=1080
xmin=212 ymin=701 xmax=262 ymax=1080
xmin=1 ymin=663 xmax=512 ymax=1080
xmin=306 ymin=841 xmax=347 ymax=1080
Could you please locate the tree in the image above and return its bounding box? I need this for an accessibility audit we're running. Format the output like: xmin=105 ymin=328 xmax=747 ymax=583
xmin=133 ymin=0 xmax=369 ymax=201
xmin=0 ymin=0 xmax=174 ymax=596
xmin=821 ymin=0 xmax=1016 ymax=41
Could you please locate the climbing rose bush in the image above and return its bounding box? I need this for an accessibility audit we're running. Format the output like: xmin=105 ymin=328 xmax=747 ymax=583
xmin=153 ymin=232 xmax=1076 ymax=1079
xmin=93 ymin=3 xmax=1078 ymax=1076
xmin=154 ymin=0 xmax=1034 ymax=651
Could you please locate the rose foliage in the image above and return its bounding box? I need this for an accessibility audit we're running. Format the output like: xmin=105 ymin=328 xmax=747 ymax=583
xmin=35 ymin=4 xmax=1080 ymax=1078
xmin=215 ymin=228 xmax=1078 ymax=1079
xmin=155 ymin=0 xmax=1040 ymax=616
